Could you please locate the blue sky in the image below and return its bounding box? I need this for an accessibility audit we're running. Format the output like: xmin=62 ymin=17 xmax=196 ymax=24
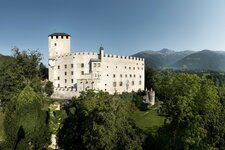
xmin=1 ymin=0 xmax=225 ymax=65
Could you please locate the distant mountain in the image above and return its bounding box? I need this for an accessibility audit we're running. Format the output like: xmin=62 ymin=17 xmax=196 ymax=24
xmin=0 ymin=54 xmax=13 ymax=67
xmin=133 ymin=49 xmax=225 ymax=72
xmin=172 ymin=50 xmax=225 ymax=71
xmin=132 ymin=48 xmax=194 ymax=69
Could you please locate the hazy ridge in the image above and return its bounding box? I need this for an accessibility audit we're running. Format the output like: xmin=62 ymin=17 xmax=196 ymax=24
xmin=133 ymin=49 xmax=225 ymax=71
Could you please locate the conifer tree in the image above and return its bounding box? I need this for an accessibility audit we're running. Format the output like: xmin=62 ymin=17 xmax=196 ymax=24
xmin=3 ymin=85 xmax=50 ymax=149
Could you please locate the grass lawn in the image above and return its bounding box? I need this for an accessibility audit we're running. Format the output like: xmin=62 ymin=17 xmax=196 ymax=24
xmin=0 ymin=111 xmax=5 ymax=141
xmin=132 ymin=108 xmax=164 ymax=134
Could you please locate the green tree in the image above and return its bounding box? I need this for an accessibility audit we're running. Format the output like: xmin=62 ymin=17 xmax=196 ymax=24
xmin=44 ymin=81 xmax=54 ymax=97
xmin=153 ymin=70 xmax=175 ymax=103
xmin=3 ymin=85 xmax=50 ymax=150
xmin=30 ymin=75 xmax=43 ymax=93
xmin=39 ymin=63 xmax=48 ymax=80
xmin=58 ymin=90 xmax=144 ymax=150
xmin=158 ymin=74 xmax=223 ymax=149
xmin=119 ymin=91 xmax=146 ymax=110
xmin=0 ymin=62 xmax=25 ymax=106
xmin=12 ymin=48 xmax=42 ymax=80
xmin=145 ymin=67 xmax=158 ymax=90
xmin=0 ymin=48 xmax=42 ymax=106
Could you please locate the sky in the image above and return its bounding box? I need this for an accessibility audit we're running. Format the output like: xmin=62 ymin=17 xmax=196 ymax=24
xmin=1 ymin=0 xmax=225 ymax=65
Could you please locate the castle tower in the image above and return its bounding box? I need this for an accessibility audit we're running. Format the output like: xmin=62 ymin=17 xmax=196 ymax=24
xmin=99 ymin=45 xmax=104 ymax=59
xmin=48 ymin=33 xmax=71 ymax=59
xmin=149 ymin=88 xmax=155 ymax=106
xmin=48 ymin=33 xmax=71 ymax=84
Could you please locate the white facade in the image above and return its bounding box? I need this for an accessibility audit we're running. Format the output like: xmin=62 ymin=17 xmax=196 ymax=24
xmin=48 ymin=33 xmax=145 ymax=98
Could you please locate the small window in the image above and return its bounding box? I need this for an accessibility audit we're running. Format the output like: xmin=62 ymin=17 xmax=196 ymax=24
xmin=81 ymin=71 xmax=84 ymax=75
xmin=120 ymin=74 xmax=122 ymax=78
xmin=71 ymin=71 xmax=73 ymax=75
xmin=98 ymin=63 xmax=101 ymax=67
xmin=107 ymin=66 xmax=109 ymax=68
xmin=139 ymin=81 xmax=141 ymax=85
xmin=132 ymin=81 xmax=134 ymax=85
xmin=129 ymin=67 xmax=131 ymax=70
xmin=113 ymin=74 xmax=116 ymax=78
xmin=54 ymin=43 xmax=57 ymax=46
xmin=138 ymin=67 xmax=139 ymax=70
xmin=66 ymin=36 xmax=69 ymax=39
xmin=51 ymin=36 xmax=53 ymax=39
xmin=113 ymin=82 xmax=116 ymax=87
xmin=119 ymin=81 xmax=123 ymax=86
xmin=116 ymin=66 xmax=117 ymax=68
xmin=58 ymin=65 xmax=60 ymax=69
xmin=71 ymin=64 xmax=73 ymax=68
xmin=56 ymin=35 xmax=58 ymax=39
xmin=105 ymin=84 xmax=107 ymax=86
xmin=58 ymin=84 xmax=60 ymax=87
xmin=81 ymin=63 xmax=84 ymax=67
xmin=65 ymin=72 xmax=67 ymax=75
xmin=125 ymin=74 xmax=127 ymax=78
xmin=139 ymin=75 xmax=142 ymax=78
xmin=130 ymin=74 xmax=132 ymax=78
xmin=107 ymin=74 xmax=109 ymax=76
xmin=133 ymin=67 xmax=135 ymax=70
xmin=65 ymin=79 xmax=67 ymax=83
xmin=134 ymin=74 xmax=136 ymax=78
xmin=141 ymin=67 xmax=143 ymax=70
xmin=65 ymin=64 xmax=67 ymax=69
xmin=61 ymin=35 xmax=63 ymax=39
xmin=58 ymin=76 xmax=60 ymax=80
xmin=71 ymin=79 xmax=74 ymax=83
xmin=125 ymin=66 xmax=127 ymax=69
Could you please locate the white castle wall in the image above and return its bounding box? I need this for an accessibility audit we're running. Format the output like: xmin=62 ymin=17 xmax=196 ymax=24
xmin=53 ymin=52 xmax=99 ymax=89
xmin=48 ymin=33 xmax=145 ymax=98
xmin=100 ymin=55 xmax=144 ymax=93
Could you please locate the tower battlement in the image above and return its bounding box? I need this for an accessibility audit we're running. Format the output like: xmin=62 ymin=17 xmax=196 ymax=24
xmin=48 ymin=33 xmax=71 ymax=59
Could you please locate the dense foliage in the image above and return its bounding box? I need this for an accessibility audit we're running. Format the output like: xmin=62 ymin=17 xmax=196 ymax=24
xmin=144 ymin=68 xmax=225 ymax=149
xmin=39 ymin=62 xmax=48 ymax=80
xmin=0 ymin=48 xmax=51 ymax=149
xmin=57 ymin=90 xmax=144 ymax=150
xmin=3 ymin=86 xmax=50 ymax=149
xmin=0 ymin=48 xmax=44 ymax=105
xmin=44 ymin=81 xmax=54 ymax=97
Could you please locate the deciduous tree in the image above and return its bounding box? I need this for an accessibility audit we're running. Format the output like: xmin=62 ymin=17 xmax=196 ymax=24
xmin=158 ymin=74 xmax=223 ymax=149
xmin=0 ymin=48 xmax=42 ymax=105
xmin=3 ymin=85 xmax=50 ymax=149
xmin=58 ymin=90 xmax=144 ymax=150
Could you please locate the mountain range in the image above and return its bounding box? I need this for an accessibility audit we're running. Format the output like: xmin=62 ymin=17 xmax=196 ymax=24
xmin=133 ymin=49 xmax=225 ymax=72
xmin=0 ymin=54 xmax=13 ymax=67
xmin=1 ymin=48 xmax=225 ymax=72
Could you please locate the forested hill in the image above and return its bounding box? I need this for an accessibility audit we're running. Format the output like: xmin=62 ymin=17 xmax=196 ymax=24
xmin=172 ymin=50 xmax=225 ymax=71
xmin=133 ymin=49 xmax=225 ymax=72
xmin=132 ymin=48 xmax=194 ymax=69
xmin=0 ymin=54 xmax=13 ymax=66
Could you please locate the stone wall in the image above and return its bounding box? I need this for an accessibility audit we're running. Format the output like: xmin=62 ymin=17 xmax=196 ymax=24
xmin=48 ymin=33 xmax=145 ymax=98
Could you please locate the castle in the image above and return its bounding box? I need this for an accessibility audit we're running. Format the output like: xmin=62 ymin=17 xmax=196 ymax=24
xmin=48 ymin=33 xmax=145 ymax=98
